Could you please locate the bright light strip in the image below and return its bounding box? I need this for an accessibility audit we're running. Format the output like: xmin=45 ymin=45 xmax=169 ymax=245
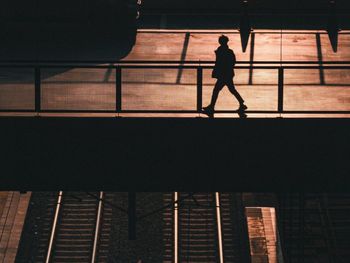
xmin=215 ymin=192 xmax=224 ymax=263
xmin=174 ymin=192 xmax=178 ymax=263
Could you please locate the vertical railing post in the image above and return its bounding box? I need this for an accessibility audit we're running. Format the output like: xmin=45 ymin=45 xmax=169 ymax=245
xmin=197 ymin=67 xmax=203 ymax=113
xmin=278 ymin=67 xmax=284 ymax=113
xmin=35 ymin=67 xmax=41 ymax=113
xmin=116 ymin=66 xmax=122 ymax=114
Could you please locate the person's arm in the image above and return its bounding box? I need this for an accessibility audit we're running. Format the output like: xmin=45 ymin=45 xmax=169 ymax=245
xmin=232 ymin=51 xmax=236 ymax=67
xmin=212 ymin=50 xmax=219 ymax=78
xmin=214 ymin=50 xmax=219 ymax=67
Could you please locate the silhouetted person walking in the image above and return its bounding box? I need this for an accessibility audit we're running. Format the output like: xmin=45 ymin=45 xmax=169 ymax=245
xmin=203 ymin=35 xmax=247 ymax=118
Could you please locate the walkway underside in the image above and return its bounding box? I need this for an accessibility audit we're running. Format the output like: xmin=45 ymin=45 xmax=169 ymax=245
xmin=0 ymin=117 xmax=348 ymax=191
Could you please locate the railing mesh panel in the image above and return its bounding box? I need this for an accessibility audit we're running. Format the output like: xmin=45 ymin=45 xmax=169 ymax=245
xmin=121 ymin=68 xmax=197 ymax=110
xmin=41 ymin=67 xmax=116 ymax=111
xmin=284 ymin=69 xmax=350 ymax=111
xmin=0 ymin=68 xmax=34 ymax=110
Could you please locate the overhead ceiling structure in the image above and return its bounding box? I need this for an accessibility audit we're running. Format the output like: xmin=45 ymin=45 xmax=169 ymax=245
xmin=141 ymin=0 xmax=350 ymax=15
xmin=0 ymin=0 xmax=138 ymax=60
xmin=141 ymin=0 xmax=349 ymax=53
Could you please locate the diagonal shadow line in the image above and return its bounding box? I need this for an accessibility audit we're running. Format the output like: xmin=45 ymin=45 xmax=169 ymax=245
xmin=103 ymin=66 xmax=113 ymax=82
xmin=316 ymin=33 xmax=325 ymax=85
xmin=248 ymin=32 xmax=255 ymax=85
xmin=176 ymin=32 xmax=190 ymax=84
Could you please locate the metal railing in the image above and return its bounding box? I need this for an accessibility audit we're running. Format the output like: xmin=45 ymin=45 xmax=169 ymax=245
xmin=1 ymin=60 xmax=350 ymax=115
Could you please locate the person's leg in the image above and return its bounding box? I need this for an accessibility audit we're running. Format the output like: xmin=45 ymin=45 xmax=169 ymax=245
xmin=207 ymin=80 xmax=225 ymax=110
xmin=226 ymin=79 xmax=246 ymax=108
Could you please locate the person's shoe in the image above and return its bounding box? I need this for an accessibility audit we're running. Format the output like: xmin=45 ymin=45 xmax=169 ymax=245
xmin=238 ymin=111 xmax=247 ymax=119
xmin=202 ymin=106 xmax=214 ymax=118
xmin=239 ymin=104 xmax=248 ymax=111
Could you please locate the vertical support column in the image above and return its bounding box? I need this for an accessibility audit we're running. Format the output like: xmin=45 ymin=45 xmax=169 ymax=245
xmin=35 ymin=67 xmax=41 ymax=113
xmin=128 ymin=192 xmax=136 ymax=240
xmin=278 ymin=67 xmax=284 ymax=113
xmin=197 ymin=67 xmax=203 ymax=113
xmin=116 ymin=66 xmax=122 ymax=114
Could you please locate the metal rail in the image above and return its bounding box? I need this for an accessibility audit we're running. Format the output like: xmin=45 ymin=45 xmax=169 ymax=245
xmin=174 ymin=193 xmax=225 ymax=262
xmin=215 ymin=192 xmax=224 ymax=263
xmin=1 ymin=61 xmax=350 ymax=116
xmin=174 ymin=192 xmax=179 ymax=263
xmin=44 ymin=191 xmax=104 ymax=263
xmin=91 ymin=191 xmax=104 ymax=263
xmin=45 ymin=191 xmax=63 ymax=263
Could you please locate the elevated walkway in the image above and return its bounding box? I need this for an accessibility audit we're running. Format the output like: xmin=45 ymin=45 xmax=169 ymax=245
xmin=1 ymin=29 xmax=350 ymax=118
xmin=0 ymin=29 xmax=349 ymax=191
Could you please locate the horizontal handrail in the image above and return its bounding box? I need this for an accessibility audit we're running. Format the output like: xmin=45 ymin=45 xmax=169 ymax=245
xmin=1 ymin=65 xmax=350 ymax=70
xmin=0 ymin=63 xmax=349 ymax=116
xmin=1 ymin=60 xmax=350 ymax=65
xmin=1 ymin=110 xmax=350 ymax=114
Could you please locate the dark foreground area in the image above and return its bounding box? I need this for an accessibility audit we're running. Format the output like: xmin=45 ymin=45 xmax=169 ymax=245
xmin=0 ymin=117 xmax=349 ymax=191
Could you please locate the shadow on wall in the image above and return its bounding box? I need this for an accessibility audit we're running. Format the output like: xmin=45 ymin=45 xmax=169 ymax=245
xmin=0 ymin=0 xmax=137 ymax=61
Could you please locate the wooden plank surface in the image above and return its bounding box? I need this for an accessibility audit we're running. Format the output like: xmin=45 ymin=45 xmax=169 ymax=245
xmin=0 ymin=192 xmax=31 ymax=263
xmin=0 ymin=192 xmax=8 ymax=220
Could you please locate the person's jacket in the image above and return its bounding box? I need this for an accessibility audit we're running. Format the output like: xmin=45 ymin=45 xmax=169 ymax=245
xmin=212 ymin=45 xmax=236 ymax=80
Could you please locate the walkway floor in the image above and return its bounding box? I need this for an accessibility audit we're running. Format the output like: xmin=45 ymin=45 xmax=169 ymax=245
xmin=0 ymin=29 xmax=349 ymax=117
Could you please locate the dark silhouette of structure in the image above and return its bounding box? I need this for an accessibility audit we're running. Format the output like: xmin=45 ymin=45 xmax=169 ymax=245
xmin=0 ymin=0 xmax=137 ymax=61
xmin=203 ymin=35 xmax=247 ymax=118
xmin=239 ymin=0 xmax=252 ymax=53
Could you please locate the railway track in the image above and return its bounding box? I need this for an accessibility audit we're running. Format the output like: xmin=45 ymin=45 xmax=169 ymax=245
xmin=40 ymin=191 xmax=112 ymax=263
xmin=163 ymin=192 xmax=250 ymax=263
xmin=18 ymin=192 xmax=250 ymax=262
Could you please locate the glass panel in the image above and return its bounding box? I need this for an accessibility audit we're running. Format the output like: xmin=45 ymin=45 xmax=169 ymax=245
xmin=284 ymin=69 xmax=350 ymax=111
xmin=121 ymin=68 xmax=196 ymax=110
xmin=41 ymin=68 xmax=116 ymax=111
xmin=0 ymin=68 xmax=34 ymax=110
xmin=203 ymin=69 xmax=278 ymax=111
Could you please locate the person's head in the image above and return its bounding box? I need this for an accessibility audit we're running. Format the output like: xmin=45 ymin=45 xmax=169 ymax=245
xmin=218 ymin=35 xmax=229 ymax=46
